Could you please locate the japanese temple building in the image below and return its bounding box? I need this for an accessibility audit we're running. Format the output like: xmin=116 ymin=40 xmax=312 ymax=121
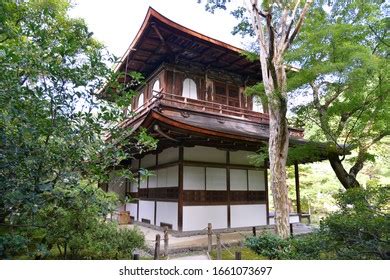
xmin=102 ymin=8 xmax=326 ymax=232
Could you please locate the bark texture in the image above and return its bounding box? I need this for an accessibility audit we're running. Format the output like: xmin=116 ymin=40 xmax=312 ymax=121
xmin=248 ymin=0 xmax=313 ymax=238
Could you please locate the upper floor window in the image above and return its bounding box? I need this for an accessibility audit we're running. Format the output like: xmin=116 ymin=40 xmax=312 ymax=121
xmin=252 ymin=96 xmax=263 ymax=113
xmin=138 ymin=93 xmax=144 ymax=108
xmin=182 ymin=78 xmax=197 ymax=100
xmin=152 ymin=79 xmax=160 ymax=97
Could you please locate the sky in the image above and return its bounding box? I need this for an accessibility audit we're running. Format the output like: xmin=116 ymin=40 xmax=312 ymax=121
xmin=69 ymin=0 xmax=247 ymax=59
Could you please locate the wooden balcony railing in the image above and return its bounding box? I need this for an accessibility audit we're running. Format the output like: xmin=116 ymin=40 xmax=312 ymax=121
xmin=119 ymin=91 xmax=304 ymax=138
xmin=159 ymin=92 xmax=270 ymax=123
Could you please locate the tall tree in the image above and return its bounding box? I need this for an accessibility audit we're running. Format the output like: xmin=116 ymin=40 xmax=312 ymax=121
xmin=201 ymin=0 xmax=313 ymax=238
xmin=288 ymin=0 xmax=389 ymax=189
xmin=0 ymin=0 xmax=154 ymax=249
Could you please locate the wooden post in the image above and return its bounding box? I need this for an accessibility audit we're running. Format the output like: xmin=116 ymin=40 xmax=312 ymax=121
xmin=133 ymin=253 xmax=140 ymax=260
xmin=216 ymin=233 xmax=222 ymax=260
xmin=252 ymin=226 xmax=256 ymax=236
xmin=154 ymin=234 xmax=160 ymax=260
xmin=207 ymin=223 xmax=212 ymax=253
xmin=290 ymin=223 xmax=294 ymax=236
xmin=235 ymin=251 xmax=242 ymax=260
xmin=163 ymin=226 xmax=169 ymax=257
xmin=294 ymin=162 xmax=301 ymax=221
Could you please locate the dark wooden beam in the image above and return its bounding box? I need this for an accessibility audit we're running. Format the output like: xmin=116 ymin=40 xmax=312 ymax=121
xmin=177 ymin=146 xmax=184 ymax=231
xmin=294 ymin=161 xmax=301 ymax=217
xmin=226 ymin=151 xmax=231 ymax=228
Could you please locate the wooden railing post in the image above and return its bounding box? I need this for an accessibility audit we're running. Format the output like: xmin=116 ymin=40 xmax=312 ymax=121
xmin=290 ymin=223 xmax=294 ymax=236
xmin=216 ymin=233 xmax=222 ymax=260
xmin=133 ymin=253 xmax=140 ymax=260
xmin=235 ymin=251 xmax=242 ymax=260
xmin=163 ymin=226 xmax=169 ymax=257
xmin=252 ymin=226 xmax=256 ymax=237
xmin=207 ymin=223 xmax=212 ymax=253
xmin=154 ymin=234 xmax=161 ymax=260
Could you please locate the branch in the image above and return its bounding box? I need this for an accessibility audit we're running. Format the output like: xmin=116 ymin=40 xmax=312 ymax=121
xmin=368 ymin=24 xmax=390 ymax=48
xmin=282 ymin=0 xmax=313 ymax=53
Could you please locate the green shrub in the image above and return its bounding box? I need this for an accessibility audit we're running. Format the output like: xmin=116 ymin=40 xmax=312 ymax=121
xmin=246 ymin=185 xmax=390 ymax=260
xmin=0 ymin=234 xmax=29 ymax=259
xmin=36 ymin=184 xmax=145 ymax=259
xmin=245 ymin=232 xmax=290 ymax=259
xmin=83 ymin=224 xmax=145 ymax=260
xmin=318 ymin=185 xmax=390 ymax=260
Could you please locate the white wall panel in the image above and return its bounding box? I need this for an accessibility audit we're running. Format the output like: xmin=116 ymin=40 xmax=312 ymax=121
xmin=183 ymin=205 xmax=227 ymax=231
xmin=206 ymin=167 xmax=226 ymax=190
xmin=139 ymin=200 xmax=155 ymax=224
xmin=158 ymin=147 xmax=179 ymax=165
xmin=248 ymin=170 xmax=265 ymax=190
xmin=140 ymin=153 xmax=156 ymax=168
xmin=231 ymin=204 xmax=267 ymax=228
xmin=148 ymin=174 xmax=157 ymax=188
xmin=184 ymin=146 xmax=226 ymax=163
xmin=139 ymin=178 xmax=148 ymax=189
xmin=166 ymin=166 xmax=178 ymax=187
xmin=125 ymin=203 xmax=138 ymax=220
xmin=230 ymin=150 xmax=255 ymax=165
xmin=156 ymin=166 xmax=178 ymax=188
xmin=130 ymin=180 xmax=138 ymax=192
xmin=230 ymin=169 xmax=248 ymax=190
xmin=269 ymin=214 xmax=299 ymax=225
xmin=183 ymin=166 xmax=205 ymax=190
xmin=157 ymin=168 xmax=167 ymax=188
xmin=156 ymin=202 xmax=178 ymax=230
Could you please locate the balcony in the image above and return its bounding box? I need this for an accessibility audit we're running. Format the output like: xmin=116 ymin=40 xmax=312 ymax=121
xmin=132 ymin=91 xmax=270 ymax=123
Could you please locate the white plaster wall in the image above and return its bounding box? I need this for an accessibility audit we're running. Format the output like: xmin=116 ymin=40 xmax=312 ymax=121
xmin=183 ymin=205 xmax=227 ymax=231
xmin=231 ymin=204 xmax=267 ymax=228
xmin=230 ymin=169 xmax=247 ymax=190
xmin=248 ymin=170 xmax=265 ymax=190
xmin=157 ymin=168 xmax=167 ymax=188
xmin=156 ymin=202 xmax=178 ymax=230
xmin=183 ymin=166 xmax=205 ymax=190
xmin=148 ymin=174 xmax=157 ymax=188
xmin=125 ymin=203 xmax=138 ymax=220
xmin=184 ymin=146 xmax=226 ymax=163
xmin=108 ymin=172 xmax=126 ymax=200
xmin=269 ymin=214 xmax=300 ymax=225
xmin=130 ymin=180 xmax=138 ymax=192
xmin=158 ymin=147 xmax=179 ymax=165
xmin=139 ymin=200 xmax=155 ymax=224
xmin=166 ymin=166 xmax=178 ymax=187
xmin=139 ymin=177 xmax=148 ymax=189
xmin=140 ymin=153 xmax=156 ymax=168
xmin=206 ymin=167 xmax=226 ymax=190
xmin=230 ymin=150 xmax=255 ymax=165
xmin=156 ymin=166 xmax=178 ymax=188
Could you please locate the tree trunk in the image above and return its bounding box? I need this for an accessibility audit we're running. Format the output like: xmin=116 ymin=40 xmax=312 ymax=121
xmin=328 ymin=153 xmax=361 ymax=189
xmin=268 ymin=96 xmax=290 ymax=239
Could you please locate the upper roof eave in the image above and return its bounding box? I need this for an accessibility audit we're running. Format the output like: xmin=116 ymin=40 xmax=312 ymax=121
xmin=114 ymin=7 xmax=249 ymax=73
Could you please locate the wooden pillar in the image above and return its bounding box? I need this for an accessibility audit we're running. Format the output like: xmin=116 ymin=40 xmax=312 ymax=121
xmin=137 ymin=158 xmax=141 ymax=221
xmin=226 ymin=151 xmax=231 ymax=228
xmin=294 ymin=162 xmax=301 ymax=218
xmin=178 ymin=146 xmax=184 ymax=231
